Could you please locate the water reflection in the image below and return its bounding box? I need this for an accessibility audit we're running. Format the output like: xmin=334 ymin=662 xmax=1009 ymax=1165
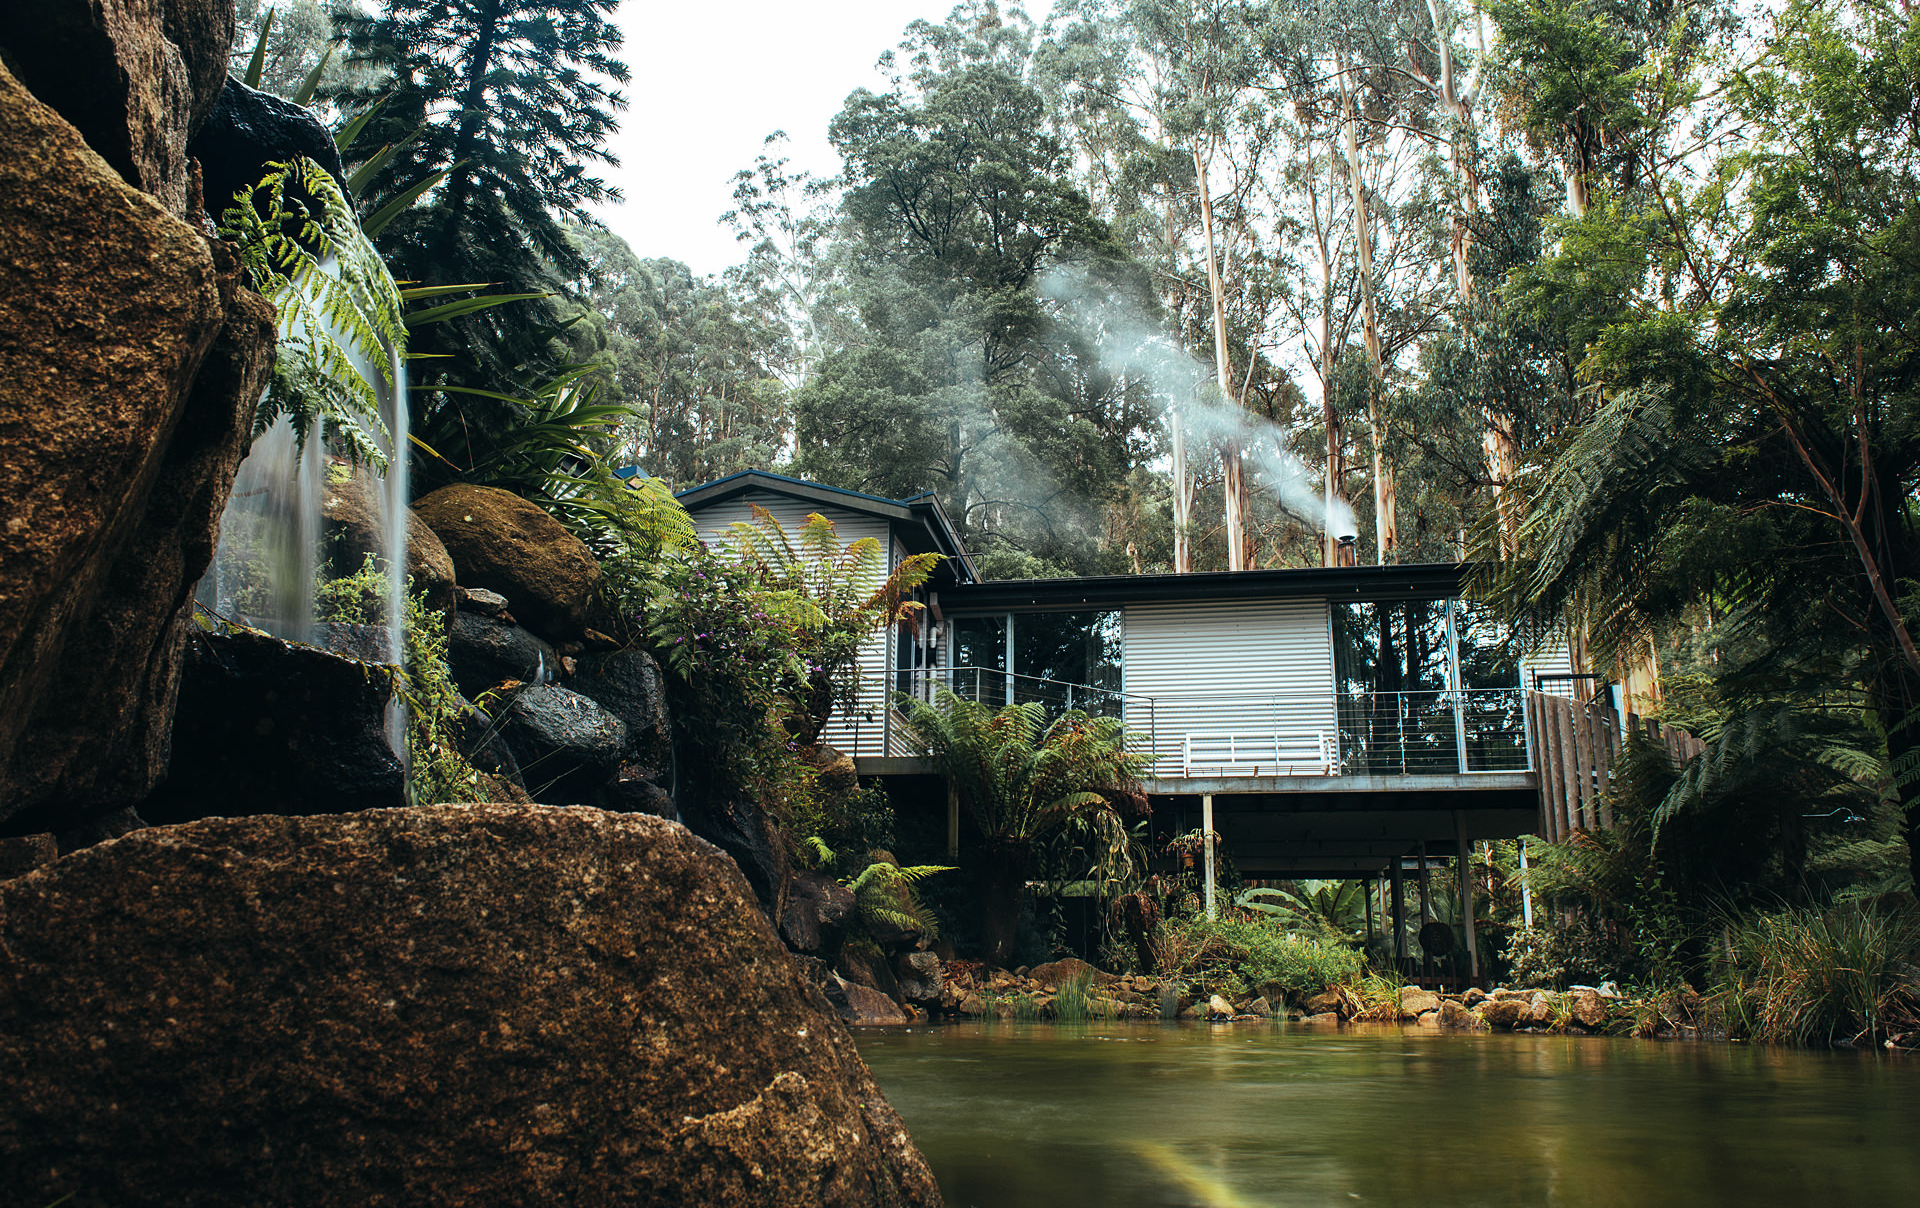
xmin=857 ymin=1022 xmax=1920 ymax=1208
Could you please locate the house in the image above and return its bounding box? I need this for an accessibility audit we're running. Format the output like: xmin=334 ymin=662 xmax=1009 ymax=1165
xmin=679 ymin=471 xmax=1576 ymax=978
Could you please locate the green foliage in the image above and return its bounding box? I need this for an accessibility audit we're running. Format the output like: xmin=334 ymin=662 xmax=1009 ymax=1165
xmin=1709 ymin=901 xmax=1920 ymax=1047
xmin=900 ymin=688 xmax=1150 ymax=962
xmin=719 ymin=505 xmax=941 ymax=743
xmin=330 ymin=0 xmax=628 ymax=406
xmin=217 ymin=157 xmax=405 ymax=469
xmin=809 ymin=836 xmax=956 ymax=943
xmin=1475 ymin=0 xmax=1920 ymax=886
xmin=569 ymin=228 xmax=796 ymax=485
xmin=314 ymin=552 xmax=387 ymax=626
xmin=397 ymin=585 xmax=488 ymax=806
xmin=1239 ymin=881 xmax=1371 ymax=944
xmin=901 ymin=690 xmax=1149 ymax=865
xmin=643 ymin=510 xmax=937 ymax=870
xmin=1156 ymin=913 xmax=1365 ymax=1002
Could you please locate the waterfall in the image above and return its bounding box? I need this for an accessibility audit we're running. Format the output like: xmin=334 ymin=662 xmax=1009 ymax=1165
xmin=200 ymin=260 xmax=411 ymax=759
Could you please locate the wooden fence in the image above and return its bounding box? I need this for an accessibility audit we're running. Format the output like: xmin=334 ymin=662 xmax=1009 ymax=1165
xmin=1526 ymin=690 xmax=1707 ymax=840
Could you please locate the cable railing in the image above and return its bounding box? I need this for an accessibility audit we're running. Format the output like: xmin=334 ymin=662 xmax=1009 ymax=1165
xmin=835 ymin=671 xmax=1532 ymax=777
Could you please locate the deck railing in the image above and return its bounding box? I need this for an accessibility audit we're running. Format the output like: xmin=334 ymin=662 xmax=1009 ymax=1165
xmin=850 ymin=671 xmax=1532 ymax=778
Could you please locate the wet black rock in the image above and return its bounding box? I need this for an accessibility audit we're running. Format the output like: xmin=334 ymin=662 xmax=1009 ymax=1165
xmin=446 ymin=611 xmax=557 ymax=699
xmin=497 ymin=685 xmax=626 ymax=804
xmin=567 ymin=648 xmax=671 ymax=778
xmin=188 ymin=75 xmax=348 ymax=225
xmin=141 ymin=627 xmax=404 ymax=824
xmin=453 ymin=694 xmax=525 ymax=790
xmin=597 ymin=775 xmax=676 ymax=820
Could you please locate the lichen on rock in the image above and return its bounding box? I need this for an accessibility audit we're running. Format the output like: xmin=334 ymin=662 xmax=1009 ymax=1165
xmin=0 ymin=804 xmax=943 ymax=1207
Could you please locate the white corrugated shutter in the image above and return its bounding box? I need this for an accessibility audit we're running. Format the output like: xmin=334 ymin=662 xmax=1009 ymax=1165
xmin=1122 ymin=598 xmax=1336 ymax=770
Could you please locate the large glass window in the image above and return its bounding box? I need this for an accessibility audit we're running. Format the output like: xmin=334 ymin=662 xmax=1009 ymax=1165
xmin=1331 ymin=599 xmax=1525 ymax=774
xmin=940 ymin=611 xmax=1123 ymax=716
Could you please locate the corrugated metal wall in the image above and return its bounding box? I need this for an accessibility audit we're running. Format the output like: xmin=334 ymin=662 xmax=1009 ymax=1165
xmin=1121 ymin=598 xmax=1338 ymax=769
xmin=691 ymin=491 xmax=894 ymax=756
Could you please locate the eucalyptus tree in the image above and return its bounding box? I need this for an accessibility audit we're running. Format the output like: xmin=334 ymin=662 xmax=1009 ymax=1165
xmin=571 ymin=226 xmax=793 ymax=487
xmin=329 ymin=0 xmax=628 ymax=414
xmin=797 ymin=29 xmax=1157 ymax=575
xmin=1482 ymin=0 xmax=1920 ymax=885
xmin=1040 ymin=0 xmax=1310 ymax=572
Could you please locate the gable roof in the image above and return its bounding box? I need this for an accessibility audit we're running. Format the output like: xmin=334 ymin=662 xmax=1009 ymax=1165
xmin=675 ymin=470 xmax=978 ymax=583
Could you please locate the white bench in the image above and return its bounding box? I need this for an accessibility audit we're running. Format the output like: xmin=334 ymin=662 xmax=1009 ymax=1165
xmin=1181 ymin=730 xmax=1335 ymax=777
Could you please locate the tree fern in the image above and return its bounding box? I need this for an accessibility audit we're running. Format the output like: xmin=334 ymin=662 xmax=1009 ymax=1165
xmin=218 ymin=155 xmax=406 ymax=470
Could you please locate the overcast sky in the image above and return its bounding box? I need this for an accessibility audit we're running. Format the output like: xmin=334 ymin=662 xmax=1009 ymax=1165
xmin=592 ymin=1 xmax=1054 ymax=279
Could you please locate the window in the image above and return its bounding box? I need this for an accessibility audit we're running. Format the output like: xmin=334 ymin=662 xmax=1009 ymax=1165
xmin=1331 ymin=599 xmax=1525 ymax=774
xmin=941 ymin=611 xmax=1123 ymax=716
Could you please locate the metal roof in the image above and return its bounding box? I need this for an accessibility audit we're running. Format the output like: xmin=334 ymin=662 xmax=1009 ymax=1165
xmin=675 ymin=470 xmax=978 ymax=582
xmin=938 ymin=562 xmax=1470 ymax=612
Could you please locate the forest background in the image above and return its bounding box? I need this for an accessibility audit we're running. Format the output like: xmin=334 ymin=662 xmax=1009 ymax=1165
xmin=241 ymin=0 xmax=1920 ymax=961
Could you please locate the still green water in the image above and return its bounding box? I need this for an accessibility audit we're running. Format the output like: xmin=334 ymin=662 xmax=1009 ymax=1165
xmin=856 ymin=1022 xmax=1919 ymax=1208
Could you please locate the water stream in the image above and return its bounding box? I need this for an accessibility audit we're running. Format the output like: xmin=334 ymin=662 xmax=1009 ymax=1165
xmin=858 ymin=1022 xmax=1920 ymax=1207
xmin=199 ymin=260 xmax=410 ymax=755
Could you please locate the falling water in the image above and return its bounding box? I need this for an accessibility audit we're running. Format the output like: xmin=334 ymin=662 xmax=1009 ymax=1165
xmin=200 ymin=259 xmax=410 ymax=760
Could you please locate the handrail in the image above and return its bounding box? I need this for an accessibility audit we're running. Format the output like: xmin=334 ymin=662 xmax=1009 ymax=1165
xmin=833 ymin=672 xmax=1531 ymax=777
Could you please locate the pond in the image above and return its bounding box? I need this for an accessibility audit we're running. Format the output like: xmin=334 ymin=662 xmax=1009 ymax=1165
xmin=857 ymin=1021 xmax=1920 ymax=1208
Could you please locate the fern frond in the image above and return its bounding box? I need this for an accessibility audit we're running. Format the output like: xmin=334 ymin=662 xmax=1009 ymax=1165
xmin=219 ymin=156 xmax=404 ymax=469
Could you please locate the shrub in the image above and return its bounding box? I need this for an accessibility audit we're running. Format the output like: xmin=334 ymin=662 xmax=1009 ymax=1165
xmin=1155 ymin=915 xmax=1365 ymax=1001
xmin=1710 ymin=900 xmax=1920 ymax=1047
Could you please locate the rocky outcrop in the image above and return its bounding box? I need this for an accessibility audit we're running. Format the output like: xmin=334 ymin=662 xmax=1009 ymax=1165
xmin=0 ymin=0 xmax=235 ymax=217
xmin=415 ymin=484 xmax=603 ymax=638
xmin=0 ymin=54 xmax=275 ymax=838
xmin=139 ymin=626 xmax=406 ymax=824
xmin=782 ymin=871 xmax=858 ymax=954
xmin=0 ymin=804 xmax=943 ymax=1207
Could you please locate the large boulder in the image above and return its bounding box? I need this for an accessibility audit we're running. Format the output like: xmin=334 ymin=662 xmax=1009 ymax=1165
xmin=567 ymin=647 xmax=671 ymax=778
xmin=322 ymin=466 xmax=458 ymax=621
xmin=189 ymin=75 xmax=349 ymax=224
xmin=0 ymin=59 xmax=276 ymax=838
xmin=0 ymin=804 xmax=943 ymax=1207
xmin=497 ymin=684 xmax=627 ymax=804
xmin=139 ymin=626 xmax=406 ymax=824
xmin=414 ymin=485 xmax=602 ymax=640
xmin=0 ymin=0 xmax=237 ymax=217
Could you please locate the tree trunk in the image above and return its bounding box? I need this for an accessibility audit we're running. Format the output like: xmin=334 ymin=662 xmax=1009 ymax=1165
xmin=1339 ymin=54 xmax=1394 ymax=564
xmin=1171 ymin=404 xmax=1193 ymax=573
xmin=1194 ymin=141 xmax=1248 ymax=571
xmin=976 ymin=837 xmax=1033 ymax=968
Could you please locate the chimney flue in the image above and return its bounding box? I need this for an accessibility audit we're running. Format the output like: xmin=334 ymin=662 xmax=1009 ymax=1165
xmin=1335 ymin=535 xmax=1357 ymax=567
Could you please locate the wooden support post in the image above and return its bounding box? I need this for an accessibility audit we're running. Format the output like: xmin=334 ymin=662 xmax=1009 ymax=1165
xmin=1456 ymin=810 xmax=1479 ymax=984
xmin=1364 ymin=878 xmax=1376 ymax=945
xmin=1417 ymin=840 xmax=1432 ymax=981
xmin=1202 ymin=793 xmax=1217 ymax=921
xmin=1554 ymin=697 xmax=1581 ymax=832
xmin=1535 ymin=695 xmax=1558 ymax=841
xmin=1594 ymin=699 xmax=1616 ymax=829
xmin=1519 ymin=838 xmax=1534 ymax=929
xmin=946 ymin=781 xmax=960 ymax=861
xmin=1389 ymin=856 xmax=1407 ymax=965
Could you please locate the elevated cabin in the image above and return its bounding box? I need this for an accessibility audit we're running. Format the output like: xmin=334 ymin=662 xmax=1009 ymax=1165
xmin=679 ymin=473 xmax=1573 ymax=978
